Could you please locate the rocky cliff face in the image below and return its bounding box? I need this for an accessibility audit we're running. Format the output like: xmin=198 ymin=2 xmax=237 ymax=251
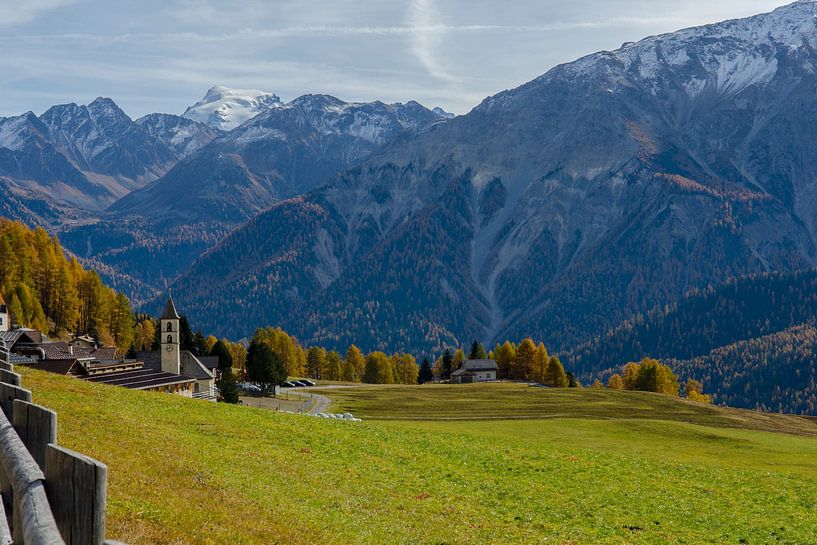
xmin=135 ymin=113 xmax=221 ymax=159
xmin=40 ymin=98 xmax=177 ymax=192
xmin=168 ymin=1 xmax=817 ymax=353
xmin=0 ymin=98 xmax=180 ymax=211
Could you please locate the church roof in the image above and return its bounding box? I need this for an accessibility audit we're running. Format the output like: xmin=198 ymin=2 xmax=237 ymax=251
xmin=161 ymin=296 xmax=180 ymax=320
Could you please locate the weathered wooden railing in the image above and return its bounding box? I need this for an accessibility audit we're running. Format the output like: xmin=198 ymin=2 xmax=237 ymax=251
xmin=0 ymin=340 xmax=124 ymax=545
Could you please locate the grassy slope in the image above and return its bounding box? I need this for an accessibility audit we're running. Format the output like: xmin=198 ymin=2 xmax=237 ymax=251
xmin=21 ymin=369 xmax=817 ymax=545
xmin=318 ymin=383 xmax=817 ymax=434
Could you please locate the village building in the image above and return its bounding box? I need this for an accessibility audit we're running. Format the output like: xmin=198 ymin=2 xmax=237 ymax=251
xmin=0 ymin=294 xmax=215 ymax=399
xmin=70 ymin=334 xmax=97 ymax=349
xmin=451 ymin=359 xmax=498 ymax=383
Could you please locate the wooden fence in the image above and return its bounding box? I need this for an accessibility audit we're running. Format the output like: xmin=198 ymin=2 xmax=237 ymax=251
xmin=0 ymin=340 xmax=124 ymax=545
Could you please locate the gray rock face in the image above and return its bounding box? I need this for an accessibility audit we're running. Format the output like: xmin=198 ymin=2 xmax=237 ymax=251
xmin=40 ymin=97 xmax=176 ymax=187
xmin=169 ymin=1 xmax=817 ymax=353
xmin=0 ymin=98 xmax=181 ymax=211
xmin=135 ymin=113 xmax=221 ymax=158
xmin=0 ymin=112 xmax=116 ymax=208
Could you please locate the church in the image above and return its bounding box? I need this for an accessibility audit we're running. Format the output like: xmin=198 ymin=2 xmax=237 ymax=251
xmin=135 ymin=296 xmax=218 ymax=399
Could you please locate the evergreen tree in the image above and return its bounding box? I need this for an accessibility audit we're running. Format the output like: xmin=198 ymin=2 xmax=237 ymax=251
xmin=441 ymin=350 xmax=453 ymax=380
xmin=210 ymin=340 xmax=234 ymax=372
xmin=193 ymin=331 xmax=209 ymax=357
xmin=566 ymin=372 xmax=578 ymax=388
xmin=151 ymin=319 xmax=162 ymax=351
xmin=179 ymin=316 xmax=195 ymax=352
xmin=218 ymin=366 xmax=240 ymax=404
xmin=246 ymin=339 xmax=286 ymax=396
xmin=419 ymin=357 xmax=433 ymax=384
xmin=469 ymin=340 xmax=487 ymax=360
xmin=126 ymin=343 xmax=137 ymax=359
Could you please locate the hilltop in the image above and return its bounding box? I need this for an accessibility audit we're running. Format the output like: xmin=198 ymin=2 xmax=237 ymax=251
xmin=24 ymin=368 xmax=817 ymax=545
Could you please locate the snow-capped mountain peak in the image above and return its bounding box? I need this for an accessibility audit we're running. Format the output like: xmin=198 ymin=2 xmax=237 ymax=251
xmin=182 ymin=86 xmax=283 ymax=130
xmin=548 ymin=0 xmax=817 ymax=100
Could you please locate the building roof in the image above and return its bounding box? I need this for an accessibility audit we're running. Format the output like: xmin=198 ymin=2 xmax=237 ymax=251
xmin=39 ymin=342 xmax=116 ymax=361
xmin=80 ymin=368 xmax=195 ymax=390
xmin=38 ymin=359 xmax=83 ymax=375
xmin=461 ymin=359 xmax=498 ymax=371
xmin=138 ymin=350 xmax=214 ymax=381
xmin=198 ymin=355 xmax=219 ymax=371
xmin=181 ymin=351 xmax=215 ymax=380
xmin=9 ymin=353 xmax=35 ymax=365
xmin=0 ymin=329 xmax=44 ymax=347
xmin=161 ymin=296 xmax=180 ymax=320
xmin=71 ymin=334 xmax=96 ymax=344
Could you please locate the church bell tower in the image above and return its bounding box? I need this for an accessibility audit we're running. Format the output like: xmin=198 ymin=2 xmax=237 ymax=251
xmin=160 ymin=295 xmax=181 ymax=375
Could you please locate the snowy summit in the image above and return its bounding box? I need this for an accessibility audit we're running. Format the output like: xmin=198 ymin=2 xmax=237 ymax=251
xmin=182 ymin=86 xmax=283 ymax=131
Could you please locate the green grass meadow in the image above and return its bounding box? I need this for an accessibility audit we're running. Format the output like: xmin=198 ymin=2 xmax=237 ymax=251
xmin=20 ymin=369 xmax=817 ymax=545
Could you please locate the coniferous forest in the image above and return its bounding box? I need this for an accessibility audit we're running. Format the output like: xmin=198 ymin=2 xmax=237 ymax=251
xmin=565 ymin=269 xmax=817 ymax=414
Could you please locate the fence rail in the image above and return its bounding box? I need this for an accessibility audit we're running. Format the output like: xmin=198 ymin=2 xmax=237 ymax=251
xmin=0 ymin=339 xmax=122 ymax=545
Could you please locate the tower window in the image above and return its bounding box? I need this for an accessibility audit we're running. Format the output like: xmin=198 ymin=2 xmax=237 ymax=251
xmin=166 ymin=322 xmax=173 ymax=332
xmin=167 ymin=334 xmax=173 ymax=344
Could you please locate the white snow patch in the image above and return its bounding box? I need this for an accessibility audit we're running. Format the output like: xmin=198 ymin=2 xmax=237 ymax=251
xmin=183 ymin=86 xmax=283 ymax=130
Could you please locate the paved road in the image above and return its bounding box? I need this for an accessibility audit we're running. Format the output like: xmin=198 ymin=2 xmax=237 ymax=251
xmin=286 ymin=385 xmax=360 ymax=414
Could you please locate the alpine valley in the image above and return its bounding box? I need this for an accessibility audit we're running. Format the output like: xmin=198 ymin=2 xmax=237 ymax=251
xmin=5 ymin=1 xmax=817 ymax=413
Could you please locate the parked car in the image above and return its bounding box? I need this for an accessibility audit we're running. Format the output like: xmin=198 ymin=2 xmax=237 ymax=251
xmin=280 ymin=381 xmax=297 ymax=388
xmin=239 ymin=382 xmax=262 ymax=393
xmin=299 ymin=379 xmax=316 ymax=387
xmin=289 ymin=380 xmax=308 ymax=387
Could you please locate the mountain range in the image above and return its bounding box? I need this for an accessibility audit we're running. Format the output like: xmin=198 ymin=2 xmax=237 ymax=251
xmin=4 ymin=2 xmax=817 ymax=392
xmin=21 ymin=91 xmax=450 ymax=301
xmin=162 ymin=1 xmax=817 ymax=357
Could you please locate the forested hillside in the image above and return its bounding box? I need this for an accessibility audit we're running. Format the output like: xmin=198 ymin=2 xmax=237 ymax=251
xmin=668 ymin=324 xmax=817 ymax=414
xmin=564 ymin=269 xmax=817 ymax=413
xmin=0 ymin=218 xmax=134 ymax=351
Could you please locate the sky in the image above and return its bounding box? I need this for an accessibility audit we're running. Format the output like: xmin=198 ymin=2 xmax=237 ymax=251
xmin=0 ymin=0 xmax=792 ymax=119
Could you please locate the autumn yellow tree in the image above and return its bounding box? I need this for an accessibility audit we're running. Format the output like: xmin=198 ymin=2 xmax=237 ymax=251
xmin=607 ymin=373 xmax=624 ymax=390
xmin=345 ymin=345 xmax=365 ymax=382
xmin=512 ymin=338 xmax=536 ymax=381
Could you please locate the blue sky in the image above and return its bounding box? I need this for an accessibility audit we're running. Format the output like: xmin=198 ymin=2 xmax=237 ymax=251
xmin=0 ymin=0 xmax=791 ymax=118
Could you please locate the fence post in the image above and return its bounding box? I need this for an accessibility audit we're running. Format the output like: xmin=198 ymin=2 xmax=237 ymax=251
xmin=0 ymin=381 xmax=29 ymax=522
xmin=13 ymin=401 xmax=57 ymax=472
xmin=0 ymin=371 xmax=20 ymax=388
xmin=0 ymin=384 xmax=31 ymax=420
xmin=11 ymin=401 xmax=57 ymax=544
xmin=45 ymin=445 xmax=107 ymax=545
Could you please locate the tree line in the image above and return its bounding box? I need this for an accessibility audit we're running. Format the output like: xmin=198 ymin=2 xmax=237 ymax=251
xmin=0 ymin=219 xmax=135 ymax=352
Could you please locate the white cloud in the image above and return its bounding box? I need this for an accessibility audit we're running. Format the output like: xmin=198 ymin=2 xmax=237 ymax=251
xmin=408 ymin=0 xmax=457 ymax=82
xmin=0 ymin=0 xmax=76 ymax=25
